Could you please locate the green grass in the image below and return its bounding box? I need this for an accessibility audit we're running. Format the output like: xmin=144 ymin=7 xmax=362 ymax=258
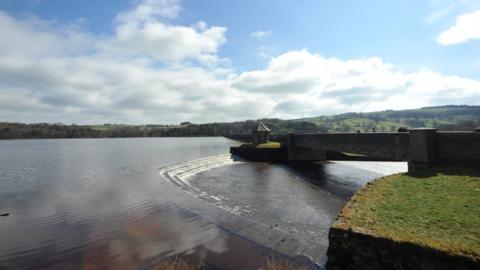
xmin=335 ymin=167 xmax=480 ymax=259
xmin=256 ymin=141 xmax=282 ymax=148
xmin=239 ymin=141 xmax=282 ymax=148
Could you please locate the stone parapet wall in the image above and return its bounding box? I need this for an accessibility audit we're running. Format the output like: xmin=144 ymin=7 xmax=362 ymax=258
xmin=287 ymin=146 xmax=326 ymax=161
xmin=229 ymin=130 xmax=480 ymax=169
xmin=291 ymin=133 xmax=410 ymax=161
xmin=289 ymin=130 xmax=479 ymax=169
xmin=437 ymin=132 xmax=480 ymax=164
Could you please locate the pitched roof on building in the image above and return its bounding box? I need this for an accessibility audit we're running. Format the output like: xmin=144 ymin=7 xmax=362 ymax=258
xmin=255 ymin=122 xmax=271 ymax=132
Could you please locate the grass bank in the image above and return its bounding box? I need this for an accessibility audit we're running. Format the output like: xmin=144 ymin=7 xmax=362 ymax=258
xmin=256 ymin=141 xmax=282 ymax=148
xmin=239 ymin=141 xmax=282 ymax=148
xmin=334 ymin=166 xmax=480 ymax=260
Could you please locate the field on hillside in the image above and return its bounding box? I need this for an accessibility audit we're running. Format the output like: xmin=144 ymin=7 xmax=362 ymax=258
xmin=2 ymin=105 xmax=479 ymax=139
xmin=301 ymin=105 xmax=480 ymax=132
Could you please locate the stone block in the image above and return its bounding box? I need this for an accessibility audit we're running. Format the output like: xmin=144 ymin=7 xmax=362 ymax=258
xmin=408 ymin=128 xmax=438 ymax=171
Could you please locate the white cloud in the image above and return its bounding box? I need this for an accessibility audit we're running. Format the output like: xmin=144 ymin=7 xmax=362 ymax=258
xmin=0 ymin=11 xmax=94 ymax=58
xmin=108 ymin=0 xmax=226 ymax=63
xmin=0 ymin=1 xmax=479 ymax=124
xmin=437 ymin=9 xmax=480 ymax=45
xmin=251 ymin=30 xmax=272 ymax=39
xmin=116 ymin=0 xmax=181 ymax=22
xmin=193 ymin=21 xmax=208 ymax=31
xmin=110 ymin=21 xmax=226 ymax=62
xmin=0 ymin=2 xmax=243 ymax=124
xmin=232 ymin=50 xmax=480 ymax=117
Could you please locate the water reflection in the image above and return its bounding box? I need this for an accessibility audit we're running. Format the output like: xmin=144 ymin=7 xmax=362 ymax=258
xmin=0 ymin=138 xmax=237 ymax=269
xmin=82 ymin=206 xmax=228 ymax=270
xmin=1 ymin=204 xmax=228 ymax=269
xmin=0 ymin=138 xmax=407 ymax=269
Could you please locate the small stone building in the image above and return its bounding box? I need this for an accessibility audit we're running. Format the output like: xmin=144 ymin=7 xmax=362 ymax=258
xmin=253 ymin=122 xmax=271 ymax=145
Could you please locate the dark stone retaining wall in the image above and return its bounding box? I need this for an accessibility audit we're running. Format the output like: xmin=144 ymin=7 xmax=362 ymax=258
xmin=327 ymin=227 xmax=479 ymax=270
xmin=325 ymin=151 xmax=388 ymax=161
xmin=437 ymin=131 xmax=480 ymax=164
xmin=290 ymin=132 xmax=410 ymax=161
xmin=230 ymin=147 xmax=287 ymax=162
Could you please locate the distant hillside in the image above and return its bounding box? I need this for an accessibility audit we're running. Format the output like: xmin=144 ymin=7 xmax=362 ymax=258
xmin=300 ymin=105 xmax=480 ymax=132
xmin=1 ymin=105 xmax=479 ymax=139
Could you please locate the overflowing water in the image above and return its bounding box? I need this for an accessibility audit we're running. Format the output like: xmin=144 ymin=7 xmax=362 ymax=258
xmin=0 ymin=138 xmax=407 ymax=269
xmin=159 ymin=154 xmax=236 ymax=189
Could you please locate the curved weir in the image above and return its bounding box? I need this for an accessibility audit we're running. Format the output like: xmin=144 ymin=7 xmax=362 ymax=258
xmin=159 ymin=154 xmax=236 ymax=187
xmin=159 ymin=154 xmax=409 ymax=266
xmin=158 ymin=154 xmax=248 ymax=215
xmin=158 ymin=154 xmax=331 ymax=266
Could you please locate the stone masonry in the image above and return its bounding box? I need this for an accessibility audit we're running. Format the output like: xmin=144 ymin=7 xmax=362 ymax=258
xmin=287 ymin=128 xmax=480 ymax=171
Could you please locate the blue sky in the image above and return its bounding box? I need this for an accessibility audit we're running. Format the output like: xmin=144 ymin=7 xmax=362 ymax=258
xmin=0 ymin=0 xmax=479 ymax=123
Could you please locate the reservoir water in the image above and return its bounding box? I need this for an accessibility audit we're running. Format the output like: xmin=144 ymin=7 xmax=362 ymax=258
xmin=0 ymin=138 xmax=407 ymax=269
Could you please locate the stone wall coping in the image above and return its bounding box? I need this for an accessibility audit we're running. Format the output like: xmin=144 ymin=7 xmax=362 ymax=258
xmin=409 ymin=128 xmax=438 ymax=131
xmin=293 ymin=132 xmax=406 ymax=135
xmin=438 ymin=131 xmax=479 ymax=134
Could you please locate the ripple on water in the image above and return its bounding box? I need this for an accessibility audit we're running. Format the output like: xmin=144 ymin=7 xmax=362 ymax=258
xmin=0 ymin=138 xmax=407 ymax=269
xmin=0 ymin=202 xmax=230 ymax=269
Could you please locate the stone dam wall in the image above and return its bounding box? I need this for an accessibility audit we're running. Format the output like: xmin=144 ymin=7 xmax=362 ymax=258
xmin=289 ymin=129 xmax=480 ymax=168
xmin=327 ymin=227 xmax=479 ymax=270
xmin=229 ymin=147 xmax=287 ymax=162
xmin=227 ymin=129 xmax=480 ymax=168
xmin=437 ymin=131 xmax=480 ymax=164
xmin=291 ymin=132 xmax=410 ymax=161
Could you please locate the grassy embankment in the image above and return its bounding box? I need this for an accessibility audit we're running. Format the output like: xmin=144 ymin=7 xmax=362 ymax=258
xmin=256 ymin=141 xmax=282 ymax=148
xmin=239 ymin=141 xmax=282 ymax=148
xmin=334 ymin=166 xmax=480 ymax=260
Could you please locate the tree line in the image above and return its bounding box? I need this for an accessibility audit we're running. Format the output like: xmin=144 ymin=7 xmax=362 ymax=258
xmin=0 ymin=120 xmax=327 ymax=140
xmin=1 ymin=105 xmax=479 ymax=139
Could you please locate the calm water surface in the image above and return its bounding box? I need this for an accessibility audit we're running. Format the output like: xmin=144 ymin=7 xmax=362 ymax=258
xmin=0 ymin=138 xmax=407 ymax=269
